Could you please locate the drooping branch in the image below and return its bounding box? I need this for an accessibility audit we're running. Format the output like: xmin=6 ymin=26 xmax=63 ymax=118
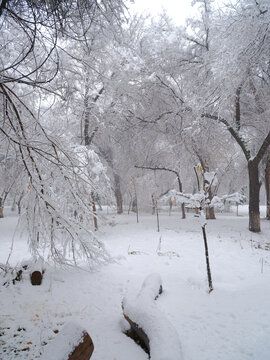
xmin=135 ymin=165 xmax=183 ymax=192
xmin=201 ymin=113 xmax=251 ymax=161
xmin=135 ymin=165 xmax=185 ymax=218
xmin=202 ymin=113 xmax=270 ymax=165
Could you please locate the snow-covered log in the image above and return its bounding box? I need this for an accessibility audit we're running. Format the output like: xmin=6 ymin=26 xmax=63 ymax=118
xmin=122 ymin=273 xmax=182 ymax=360
xmin=40 ymin=323 xmax=94 ymax=360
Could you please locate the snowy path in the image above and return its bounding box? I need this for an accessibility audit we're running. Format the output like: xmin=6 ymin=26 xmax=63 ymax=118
xmin=1 ymin=211 xmax=270 ymax=360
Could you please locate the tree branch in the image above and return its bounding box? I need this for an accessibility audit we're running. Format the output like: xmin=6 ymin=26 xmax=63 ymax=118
xmin=135 ymin=165 xmax=183 ymax=193
xmin=201 ymin=113 xmax=251 ymax=161
xmin=0 ymin=0 xmax=8 ymax=17
xmin=253 ymin=131 xmax=270 ymax=165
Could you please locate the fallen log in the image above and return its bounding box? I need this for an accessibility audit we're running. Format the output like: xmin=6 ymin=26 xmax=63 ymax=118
xmin=40 ymin=322 xmax=94 ymax=360
xmin=122 ymin=273 xmax=182 ymax=360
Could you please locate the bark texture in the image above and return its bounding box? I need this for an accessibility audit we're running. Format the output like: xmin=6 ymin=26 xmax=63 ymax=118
xmin=91 ymin=191 xmax=98 ymax=230
xmin=30 ymin=271 xmax=43 ymax=285
xmin=265 ymin=156 xmax=270 ymax=220
xmin=248 ymin=161 xmax=261 ymax=232
xmin=205 ymin=187 xmax=216 ymax=220
xmin=68 ymin=332 xmax=94 ymax=360
xmin=0 ymin=197 xmax=3 ymax=218
xmin=114 ymin=173 xmax=123 ymax=214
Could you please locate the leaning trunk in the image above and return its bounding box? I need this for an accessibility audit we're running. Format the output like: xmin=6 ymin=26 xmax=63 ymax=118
xmin=265 ymin=157 xmax=270 ymax=220
xmin=248 ymin=161 xmax=261 ymax=232
xmin=114 ymin=173 xmax=123 ymax=214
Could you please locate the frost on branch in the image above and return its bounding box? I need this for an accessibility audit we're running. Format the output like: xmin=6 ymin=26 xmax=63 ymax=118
xmin=18 ymin=132 xmax=110 ymax=267
xmin=24 ymin=144 xmax=109 ymax=266
xmin=204 ymin=171 xmax=218 ymax=188
xmin=1 ymin=81 xmax=112 ymax=267
xmin=222 ymin=192 xmax=247 ymax=205
xmin=161 ymin=189 xmax=224 ymax=211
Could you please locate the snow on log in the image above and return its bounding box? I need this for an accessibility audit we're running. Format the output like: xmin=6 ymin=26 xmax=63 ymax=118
xmin=40 ymin=322 xmax=94 ymax=360
xmin=122 ymin=273 xmax=182 ymax=360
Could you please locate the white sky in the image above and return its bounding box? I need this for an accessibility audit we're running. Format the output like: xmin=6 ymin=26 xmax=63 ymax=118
xmin=129 ymin=0 xmax=195 ymax=25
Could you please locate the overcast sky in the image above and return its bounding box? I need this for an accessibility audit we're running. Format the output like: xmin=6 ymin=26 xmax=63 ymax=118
xmin=129 ymin=0 xmax=195 ymax=25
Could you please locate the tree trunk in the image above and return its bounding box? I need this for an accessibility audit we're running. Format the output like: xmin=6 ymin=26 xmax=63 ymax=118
xmin=83 ymin=94 xmax=90 ymax=146
xmin=205 ymin=205 xmax=215 ymax=220
xmin=0 ymin=197 xmax=3 ymax=218
xmin=265 ymin=156 xmax=270 ymax=220
xmin=205 ymin=188 xmax=216 ymax=220
xmin=114 ymin=173 xmax=123 ymax=214
xmin=91 ymin=191 xmax=98 ymax=231
xmin=177 ymin=175 xmax=186 ymax=219
xmin=248 ymin=161 xmax=261 ymax=232
xmin=196 ymin=156 xmax=216 ymax=220
xmin=202 ymin=224 xmax=213 ymax=293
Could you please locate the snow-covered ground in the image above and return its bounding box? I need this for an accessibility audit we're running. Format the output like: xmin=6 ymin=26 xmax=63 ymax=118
xmin=1 ymin=207 xmax=270 ymax=360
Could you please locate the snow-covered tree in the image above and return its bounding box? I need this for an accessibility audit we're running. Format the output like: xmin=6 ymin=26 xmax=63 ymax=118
xmin=0 ymin=0 xmax=128 ymax=265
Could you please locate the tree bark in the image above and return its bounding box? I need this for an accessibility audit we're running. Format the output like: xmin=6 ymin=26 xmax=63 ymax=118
xmin=0 ymin=197 xmax=3 ymax=218
xmin=265 ymin=156 xmax=270 ymax=220
xmin=91 ymin=191 xmax=98 ymax=231
xmin=202 ymin=224 xmax=213 ymax=293
xmin=177 ymin=174 xmax=186 ymax=219
xmin=114 ymin=173 xmax=123 ymax=214
xmin=197 ymin=156 xmax=216 ymax=220
xmin=248 ymin=161 xmax=261 ymax=232
xmin=205 ymin=187 xmax=216 ymax=220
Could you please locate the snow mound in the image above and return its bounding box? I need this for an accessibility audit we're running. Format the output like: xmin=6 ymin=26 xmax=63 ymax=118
xmin=40 ymin=322 xmax=86 ymax=360
xmin=123 ymin=273 xmax=182 ymax=360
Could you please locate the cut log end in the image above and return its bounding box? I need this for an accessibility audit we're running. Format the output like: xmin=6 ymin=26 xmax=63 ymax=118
xmin=68 ymin=331 xmax=94 ymax=360
xmin=30 ymin=271 xmax=43 ymax=285
xmin=40 ymin=323 xmax=94 ymax=360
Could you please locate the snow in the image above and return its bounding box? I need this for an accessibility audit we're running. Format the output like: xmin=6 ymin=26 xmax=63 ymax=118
xmin=39 ymin=322 xmax=86 ymax=360
xmin=204 ymin=172 xmax=218 ymax=187
xmin=139 ymin=273 xmax=162 ymax=300
xmin=123 ymin=273 xmax=182 ymax=360
xmin=1 ymin=208 xmax=270 ymax=360
xmin=222 ymin=192 xmax=247 ymax=204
